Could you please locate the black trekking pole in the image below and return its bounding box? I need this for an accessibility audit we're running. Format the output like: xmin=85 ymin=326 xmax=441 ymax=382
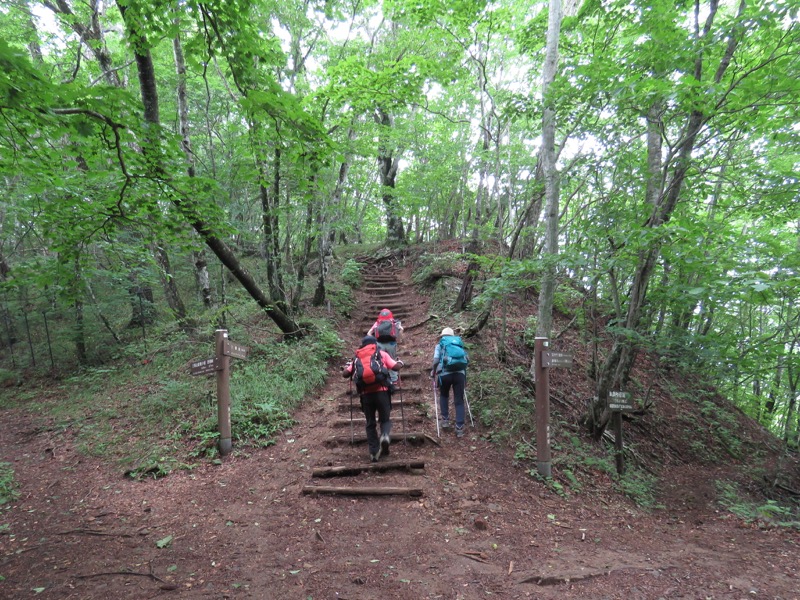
xmin=432 ymin=377 xmax=440 ymax=438
xmin=348 ymin=374 xmax=355 ymax=444
xmin=398 ymin=373 xmax=407 ymax=446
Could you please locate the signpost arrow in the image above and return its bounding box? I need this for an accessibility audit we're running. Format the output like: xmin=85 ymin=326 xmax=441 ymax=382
xmin=190 ymin=357 xmax=220 ymax=376
xmin=223 ymin=340 xmax=249 ymax=360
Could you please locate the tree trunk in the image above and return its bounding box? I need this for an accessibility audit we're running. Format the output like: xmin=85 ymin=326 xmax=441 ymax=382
xmin=154 ymin=243 xmax=187 ymax=321
xmin=533 ymin=0 xmax=563 ymax=344
xmin=44 ymin=0 xmax=121 ymax=86
xmin=173 ymin=29 xmax=213 ymax=310
xmin=375 ymin=107 xmax=405 ymax=246
xmin=260 ymin=146 xmax=288 ymax=312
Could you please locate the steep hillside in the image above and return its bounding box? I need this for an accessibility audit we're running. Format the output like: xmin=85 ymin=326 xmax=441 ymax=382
xmin=0 ymin=250 xmax=798 ymax=599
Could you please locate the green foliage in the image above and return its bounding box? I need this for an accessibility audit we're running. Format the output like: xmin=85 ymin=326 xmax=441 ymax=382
xmin=412 ymin=252 xmax=463 ymax=285
xmin=613 ymin=470 xmax=662 ymax=510
xmin=698 ymin=400 xmax=743 ymax=459
xmin=340 ymin=259 xmax=364 ymax=288
xmin=716 ymin=482 xmax=800 ymax=529
xmin=522 ymin=316 xmax=538 ymax=349
xmin=470 ymin=367 xmax=534 ymax=434
xmin=0 ymin=462 xmax=19 ymax=505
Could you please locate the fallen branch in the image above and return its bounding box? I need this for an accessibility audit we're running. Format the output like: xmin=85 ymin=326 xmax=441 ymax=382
xmin=519 ymin=565 xmax=676 ymax=586
xmin=57 ymin=528 xmax=133 ymax=538
xmin=458 ymin=551 xmax=489 ymax=563
xmin=404 ymin=314 xmax=437 ymax=330
xmin=76 ymin=568 xmax=164 ymax=583
xmin=776 ymin=482 xmax=800 ymax=496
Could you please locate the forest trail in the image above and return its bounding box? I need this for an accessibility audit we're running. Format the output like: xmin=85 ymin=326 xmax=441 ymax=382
xmin=0 ymin=256 xmax=798 ymax=598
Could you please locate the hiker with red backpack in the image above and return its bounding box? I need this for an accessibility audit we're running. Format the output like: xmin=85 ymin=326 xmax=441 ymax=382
xmin=342 ymin=335 xmax=404 ymax=462
xmin=430 ymin=327 xmax=469 ymax=438
xmin=367 ymin=308 xmax=404 ymax=392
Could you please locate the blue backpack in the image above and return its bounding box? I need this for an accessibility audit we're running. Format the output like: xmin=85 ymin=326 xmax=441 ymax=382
xmin=439 ymin=335 xmax=469 ymax=373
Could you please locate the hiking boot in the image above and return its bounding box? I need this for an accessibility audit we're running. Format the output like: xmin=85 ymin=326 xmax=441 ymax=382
xmin=440 ymin=418 xmax=451 ymax=429
xmin=380 ymin=433 xmax=391 ymax=457
xmin=455 ymin=425 xmax=465 ymax=438
xmin=371 ymin=447 xmax=381 ymax=462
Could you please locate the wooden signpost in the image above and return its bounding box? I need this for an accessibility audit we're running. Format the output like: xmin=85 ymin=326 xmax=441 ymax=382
xmin=189 ymin=329 xmax=248 ymax=456
xmin=533 ymin=338 xmax=573 ymax=478
xmin=607 ymin=391 xmax=634 ymax=474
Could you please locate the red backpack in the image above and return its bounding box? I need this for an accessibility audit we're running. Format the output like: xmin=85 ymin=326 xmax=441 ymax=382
xmin=352 ymin=344 xmax=389 ymax=391
xmin=375 ymin=309 xmax=396 ymax=342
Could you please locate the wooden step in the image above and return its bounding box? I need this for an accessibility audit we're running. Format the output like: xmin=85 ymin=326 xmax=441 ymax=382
xmin=330 ymin=414 xmax=425 ymax=427
xmin=336 ymin=400 xmax=428 ymax=413
xmin=325 ymin=432 xmax=440 ymax=446
xmin=311 ymin=460 xmax=426 ymax=478
xmin=302 ymin=485 xmax=423 ymax=497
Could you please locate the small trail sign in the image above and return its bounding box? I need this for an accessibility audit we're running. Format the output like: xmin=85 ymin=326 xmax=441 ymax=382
xmin=608 ymin=391 xmax=635 ymax=412
xmin=223 ymin=340 xmax=249 ymax=360
xmin=190 ymin=357 xmax=220 ymax=376
xmin=541 ymin=351 xmax=573 ymax=368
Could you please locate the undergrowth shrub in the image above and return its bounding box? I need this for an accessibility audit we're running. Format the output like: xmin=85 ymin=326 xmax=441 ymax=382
xmin=716 ymin=481 xmax=800 ymax=529
xmin=412 ymin=252 xmax=463 ymax=285
xmin=699 ymin=400 xmax=743 ymax=458
xmin=470 ymin=367 xmax=535 ymax=441
xmin=0 ymin=462 xmax=19 ymax=505
xmin=340 ymin=259 xmax=364 ymax=288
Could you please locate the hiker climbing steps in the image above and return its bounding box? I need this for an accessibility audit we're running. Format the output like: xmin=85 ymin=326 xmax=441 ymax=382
xmin=303 ymin=255 xmax=450 ymax=498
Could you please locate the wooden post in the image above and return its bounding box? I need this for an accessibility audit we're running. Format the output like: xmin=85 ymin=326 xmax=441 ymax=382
xmin=215 ymin=329 xmax=232 ymax=456
xmin=534 ymin=337 xmax=551 ymax=478
xmin=613 ymin=411 xmax=624 ymax=474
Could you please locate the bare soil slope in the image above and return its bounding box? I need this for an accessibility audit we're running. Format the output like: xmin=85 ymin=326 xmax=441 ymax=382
xmin=1 ymin=256 xmax=798 ymax=599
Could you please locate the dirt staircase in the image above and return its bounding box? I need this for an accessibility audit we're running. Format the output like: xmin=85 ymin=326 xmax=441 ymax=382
xmin=302 ymin=256 xmax=444 ymax=498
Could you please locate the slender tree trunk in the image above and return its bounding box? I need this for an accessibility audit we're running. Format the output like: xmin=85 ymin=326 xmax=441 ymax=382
xmin=154 ymin=244 xmax=187 ymax=321
xmin=173 ymin=29 xmax=213 ymax=310
xmin=260 ymin=146 xmax=287 ymax=312
xmin=533 ymin=0 xmax=563 ymax=345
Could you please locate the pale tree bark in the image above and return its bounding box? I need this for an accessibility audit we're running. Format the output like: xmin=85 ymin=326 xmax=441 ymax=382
xmin=533 ymin=0 xmax=563 ymax=344
xmin=314 ymin=127 xmax=355 ymax=306
xmin=24 ymin=2 xmax=44 ymax=64
xmin=172 ymin=29 xmax=213 ymax=310
xmin=259 ymin=144 xmax=288 ymax=313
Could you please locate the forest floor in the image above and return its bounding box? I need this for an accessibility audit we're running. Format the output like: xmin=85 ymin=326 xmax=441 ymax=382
xmin=1 ymin=258 xmax=799 ymax=599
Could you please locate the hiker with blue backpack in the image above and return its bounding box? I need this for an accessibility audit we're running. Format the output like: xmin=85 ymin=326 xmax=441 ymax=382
xmin=430 ymin=327 xmax=469 ymax=438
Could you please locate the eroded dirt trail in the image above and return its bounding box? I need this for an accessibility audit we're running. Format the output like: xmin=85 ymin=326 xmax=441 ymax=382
xmin=1 ymin=256 xmax=798 ymax=599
